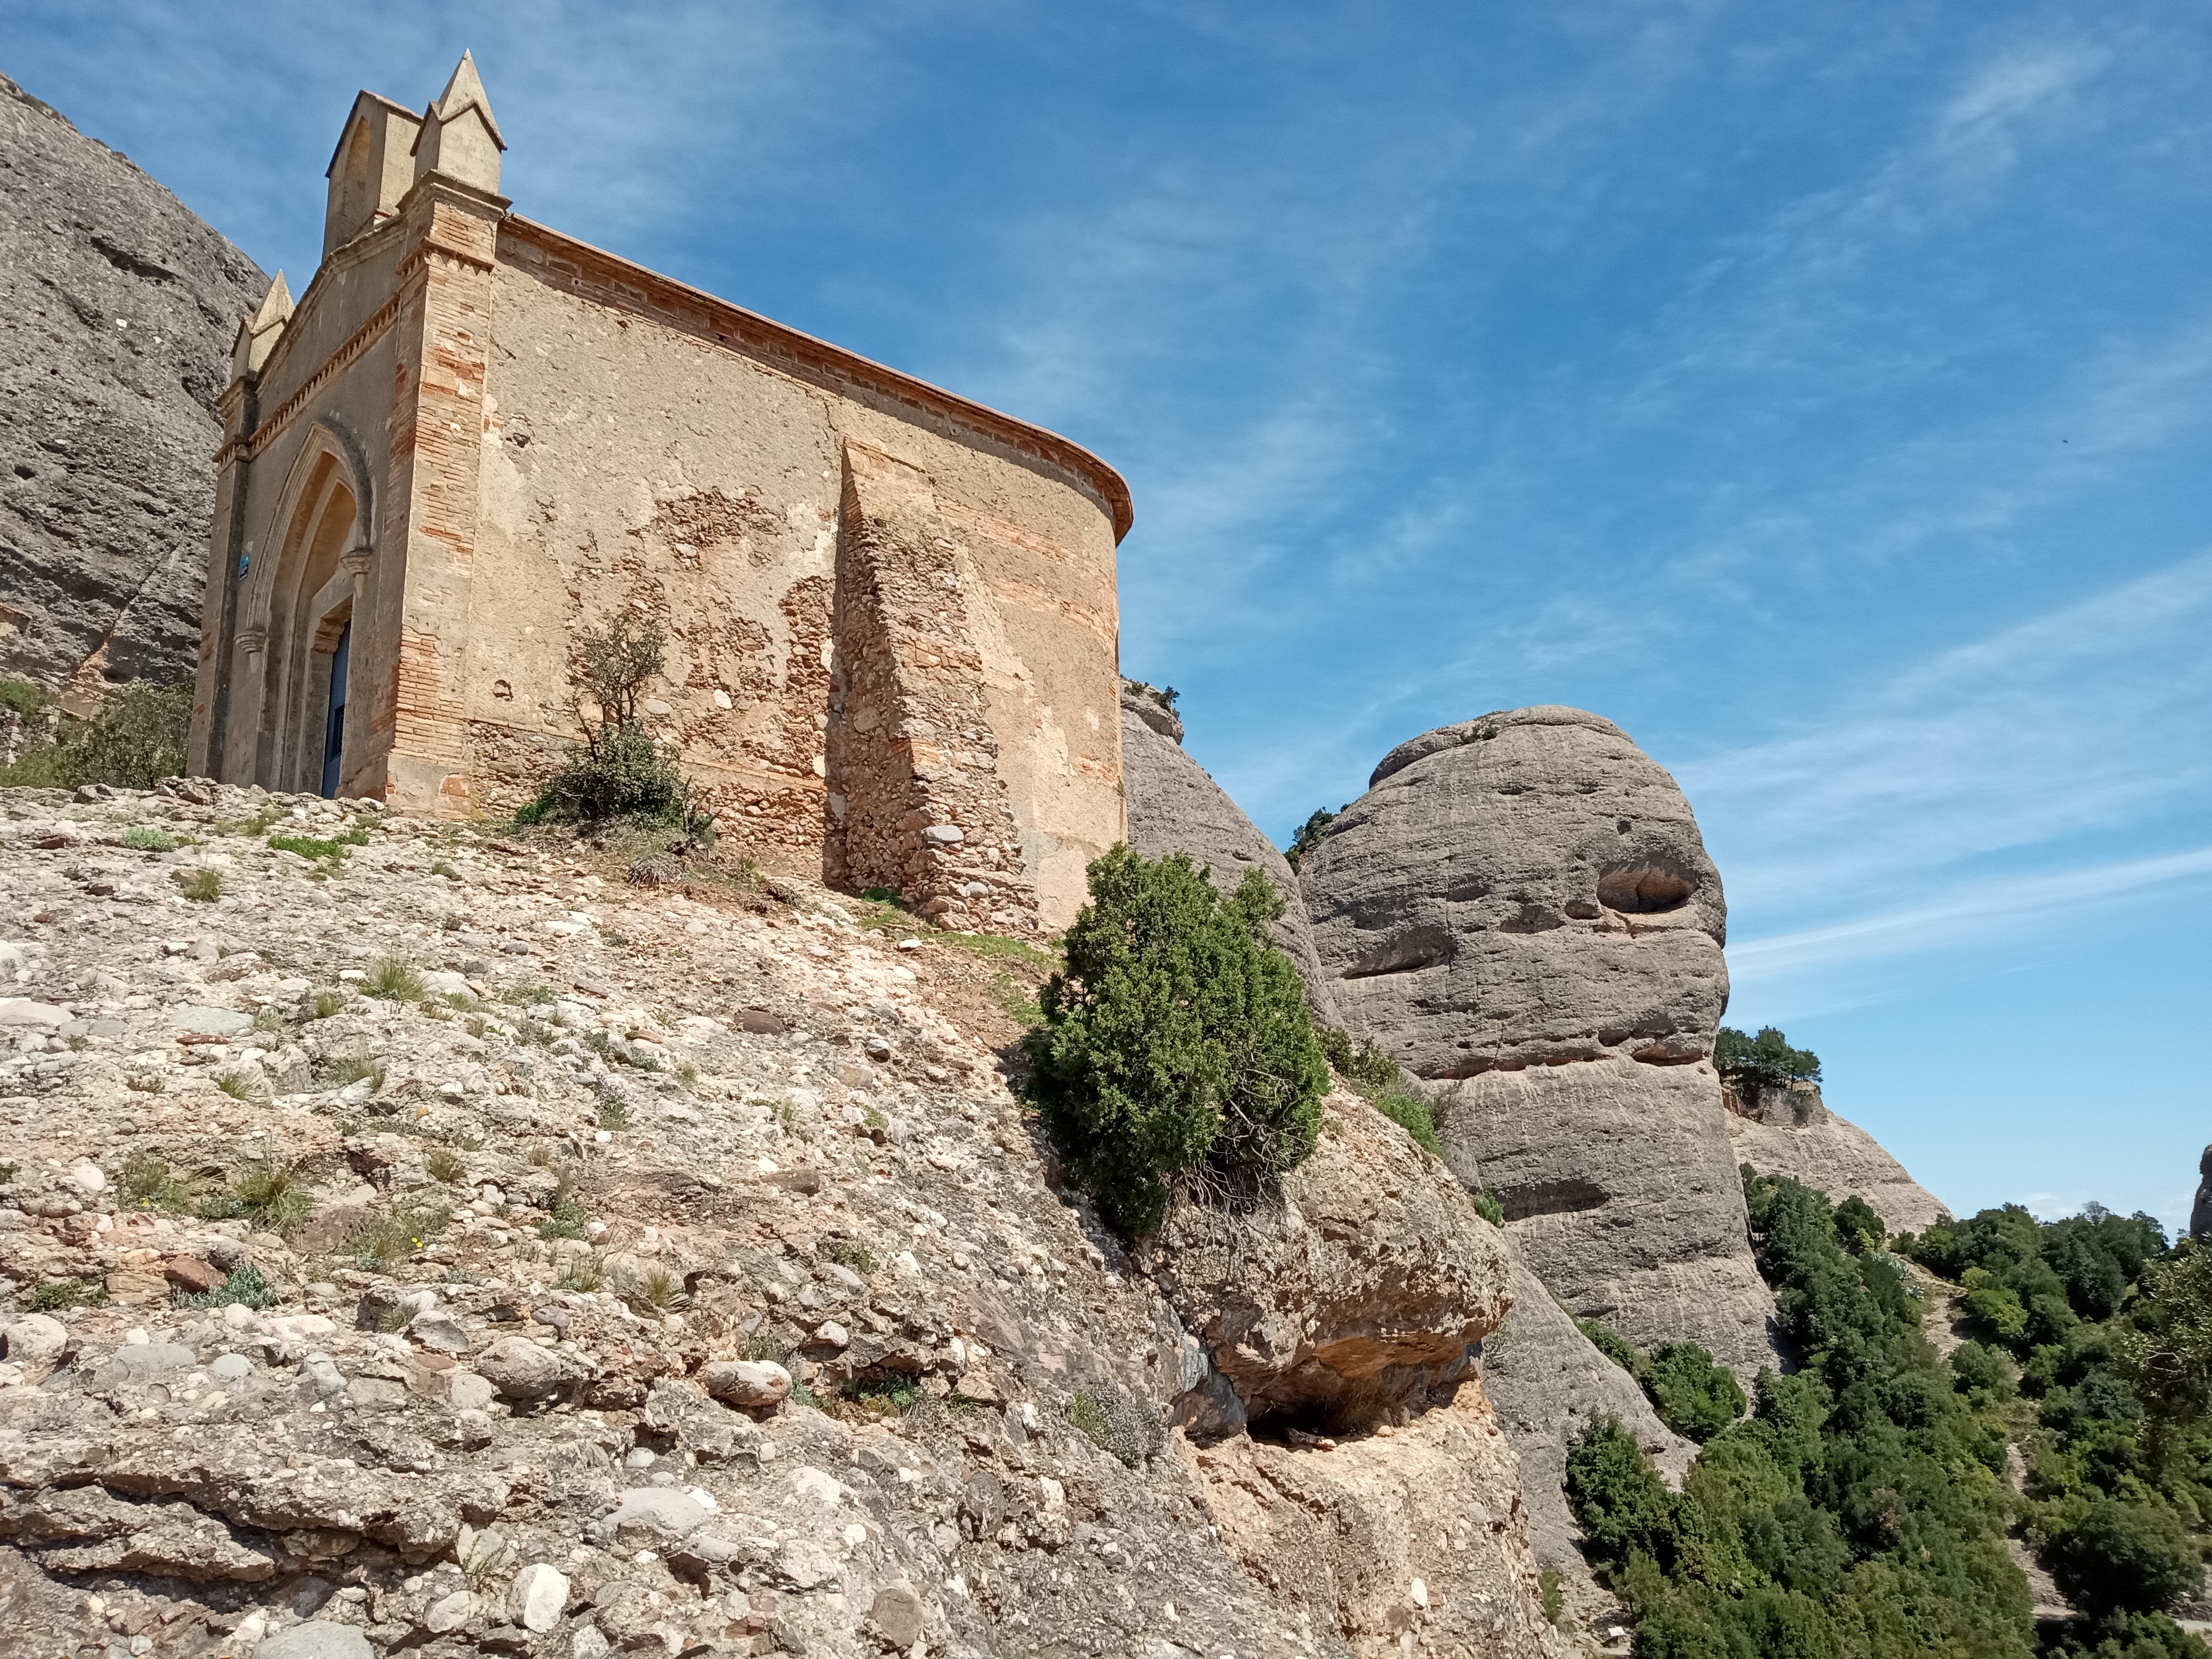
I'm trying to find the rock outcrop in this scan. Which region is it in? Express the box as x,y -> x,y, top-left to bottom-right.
0,73 -> 267,701
1145,1096 -> 1566,1656
1120,680 -> 1340,1024
1724,1079 -> 1949,1237
1479,1239 -> 1693,1626
0,779 -> 1562,1657
2192,1147 -> 2212,1242
1301,707 -> 1781,1379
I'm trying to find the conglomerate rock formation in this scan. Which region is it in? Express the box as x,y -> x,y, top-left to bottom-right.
1119,681 -> 1339,1024
1300,707 -> 1781,1380
0,73 -> 267,701
0,780 -> 1562,1658
1723,1079 -> 1948,1237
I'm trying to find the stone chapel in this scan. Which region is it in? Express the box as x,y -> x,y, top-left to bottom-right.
187,54 -> 1132,933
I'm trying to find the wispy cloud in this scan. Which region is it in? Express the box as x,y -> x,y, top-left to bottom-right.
1729,844 -> 2212,979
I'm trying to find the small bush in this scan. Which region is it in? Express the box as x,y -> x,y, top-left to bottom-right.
120,1151 -> 192,1212
1068,1384 -> 1166,1468
350,1205 -> 445,1268
309,990 -> 346,1019
539,1172 -> 589,1240
173,1264 -> 276,1311
1024,847 -> 1328,1236
365,957 -> 425,1002
268,832 -> 353,862
123,825 -> 179,852
1538,1569 -> 1565,1628
425,1146 -> 467,1184
842,1375 -> 920,1417
634,1264 -> 684,1312
199,1161 -> 312,1237
1473,1190 -> 1505,1226
1284,807 -> 1340,872
1318,1026 -> 1442,1154
520,614 -> 692,824
1579,1317 -> 1642,1376
824,1239 -> 876,1276
178,868 -> 222,903
213,1069 -> 264,1101
31,1275 -> 108,1311
0,678 -> 189,790
596,1093 -> 630,1131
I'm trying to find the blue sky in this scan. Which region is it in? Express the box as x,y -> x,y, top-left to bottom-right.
12,1 -> 2208,1229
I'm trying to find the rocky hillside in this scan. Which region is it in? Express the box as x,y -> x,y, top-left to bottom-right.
0,781 -> 1566,1658
0,72 -> 266,702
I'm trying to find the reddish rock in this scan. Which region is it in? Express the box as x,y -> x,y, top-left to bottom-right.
163,1256 -> 223,1293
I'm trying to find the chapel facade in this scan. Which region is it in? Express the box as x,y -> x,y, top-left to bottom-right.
187,55 -> 1132,933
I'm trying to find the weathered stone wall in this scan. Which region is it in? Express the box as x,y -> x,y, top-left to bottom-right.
824,443 -> 1038,932
460,227 -> 1124,927
196,185 -> 1127,929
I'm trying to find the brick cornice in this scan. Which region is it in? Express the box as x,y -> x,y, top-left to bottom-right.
213,292 -> 404,467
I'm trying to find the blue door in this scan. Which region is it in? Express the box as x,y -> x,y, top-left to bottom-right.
321,622 -> 350,798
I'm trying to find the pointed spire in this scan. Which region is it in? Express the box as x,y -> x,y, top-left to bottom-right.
252,271 -> 295,329
431,50 -> 505,150
231,273 -> 293,382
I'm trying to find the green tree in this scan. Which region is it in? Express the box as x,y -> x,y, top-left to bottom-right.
1023,848 -> 1328,1235
1643,1342 -> 1748,1443
1284,807 -> 1339,872
1715,1025 -> 1822,1088
2051,1499 -> 2205,1615
0,678 -> 190,790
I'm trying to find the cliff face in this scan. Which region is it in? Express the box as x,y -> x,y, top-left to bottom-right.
1723,1079 -> 1948,1236
0,73 -> 266,702
1301,706 -> 1782,1381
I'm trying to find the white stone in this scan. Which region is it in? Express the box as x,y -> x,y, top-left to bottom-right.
424,1590 -> 479,1633
510,1562 -> 569,1632
65,1158 -> 106,1194
3,1313 -> 68,1365
170,1004 -> 252,1037
0,998 -> 68,1028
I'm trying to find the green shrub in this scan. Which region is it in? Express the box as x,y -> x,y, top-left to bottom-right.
2043,1610 -> 2212,1658
1641,1341 -> 1747,1443
1579,1317 -> 1642,1376
1569,1174 -> 2034,1658
173,1264 -> 276,1311
2052,1499 -> 2206,1616
1472,1190 -> 1505,1227
1317,1025 -> 1442,1154
0,678 -> 190,790
365,957 -> 424,1001
30,1276 -> 107,1311
178,868 -> 222,903
1023,847 -> 1328,1236
123,825 -> 179,852
1067,1384 -> 1165,1468
1538,1568 -> 1564,1627
518,614 -> 693,825
1714,1025 -> 1821,1088
268,832 -> 355,862
197,1161 -> 312,1237
1284,807 -> 1339,872
1832,1193 -> 1884,1253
